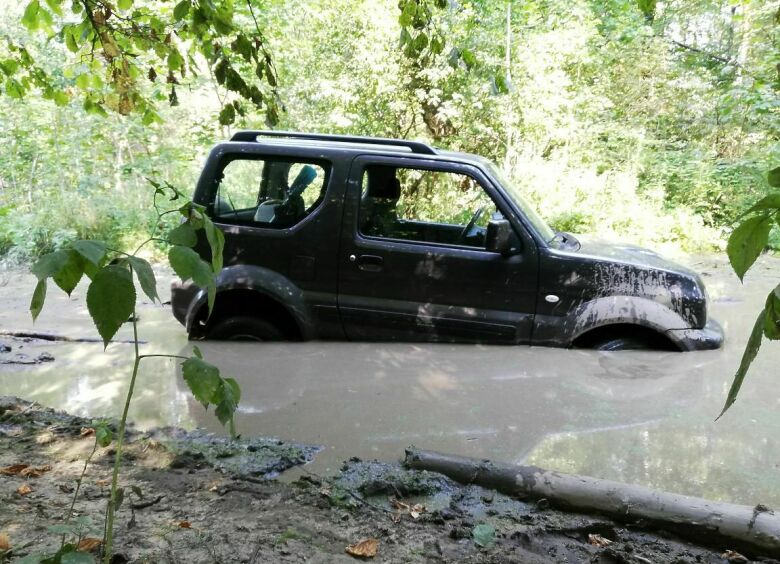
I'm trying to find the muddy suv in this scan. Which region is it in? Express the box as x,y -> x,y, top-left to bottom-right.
171,131 -> 723,351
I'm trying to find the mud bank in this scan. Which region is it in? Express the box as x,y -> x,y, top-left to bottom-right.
1,398 -> 774,563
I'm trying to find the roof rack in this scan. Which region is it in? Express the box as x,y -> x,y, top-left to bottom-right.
229,130 -> 437,155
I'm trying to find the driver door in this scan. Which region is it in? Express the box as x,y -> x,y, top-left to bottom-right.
337,156 -> 539,343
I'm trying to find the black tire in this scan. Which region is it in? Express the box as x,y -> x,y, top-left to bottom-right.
593,336 -> 653,351
206,316 -> 285,342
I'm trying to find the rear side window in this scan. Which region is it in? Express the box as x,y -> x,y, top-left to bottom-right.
213,158 -> 329,229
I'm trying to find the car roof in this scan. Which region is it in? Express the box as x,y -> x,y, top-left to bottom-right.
221,130 -> 491,168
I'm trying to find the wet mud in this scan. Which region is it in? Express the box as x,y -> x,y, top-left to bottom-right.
2,255 -> 780,510
1,398 -> 771,563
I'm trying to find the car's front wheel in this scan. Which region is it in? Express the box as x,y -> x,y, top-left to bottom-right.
593,336 -> 654,351
206,316 -> 285,342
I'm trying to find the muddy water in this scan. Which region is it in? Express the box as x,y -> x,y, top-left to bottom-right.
1,256 -> 779,507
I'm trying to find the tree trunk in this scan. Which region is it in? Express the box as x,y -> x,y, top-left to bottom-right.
404,447 -> 780,558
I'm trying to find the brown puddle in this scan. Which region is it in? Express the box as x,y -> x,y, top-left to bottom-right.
1,255 -> 779,507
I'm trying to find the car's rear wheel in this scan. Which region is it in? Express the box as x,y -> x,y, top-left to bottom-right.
206,316 -> 285,341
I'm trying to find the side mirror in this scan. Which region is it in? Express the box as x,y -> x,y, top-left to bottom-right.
486,219 -> 512,254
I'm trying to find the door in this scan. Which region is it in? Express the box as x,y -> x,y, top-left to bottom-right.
337,156 -> 539,344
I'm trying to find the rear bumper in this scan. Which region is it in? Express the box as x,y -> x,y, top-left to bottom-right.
666,318 -> 724,351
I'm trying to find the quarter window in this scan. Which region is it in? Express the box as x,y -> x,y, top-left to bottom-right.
359,165 -> 505,249
213,158 -> 329,228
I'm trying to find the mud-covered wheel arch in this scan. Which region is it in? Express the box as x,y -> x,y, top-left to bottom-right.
572,323 -> 680,351
189,289 -> 302,341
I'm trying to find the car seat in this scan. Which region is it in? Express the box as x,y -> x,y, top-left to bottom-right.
361,167 -> 400,237
262,165 -> 318,227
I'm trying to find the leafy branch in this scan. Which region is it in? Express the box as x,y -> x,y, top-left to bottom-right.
719,166 -> 780,418
28,179 -> 236,563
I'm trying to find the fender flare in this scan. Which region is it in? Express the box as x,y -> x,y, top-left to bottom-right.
563,295 -> 692,348
184,265 -> 313,339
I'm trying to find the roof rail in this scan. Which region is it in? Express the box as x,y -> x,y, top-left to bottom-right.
229,130 -> 437,155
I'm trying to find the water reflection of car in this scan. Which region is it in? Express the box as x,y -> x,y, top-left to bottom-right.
171,131 -> 723,351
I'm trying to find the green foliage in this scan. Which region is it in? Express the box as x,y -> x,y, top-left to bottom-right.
2,0 -> 281,124
182,352 -> 240,437
26,183 -> 234,563
721,180 -> 780,415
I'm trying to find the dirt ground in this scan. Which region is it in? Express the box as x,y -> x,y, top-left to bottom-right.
1,397 -> 775,564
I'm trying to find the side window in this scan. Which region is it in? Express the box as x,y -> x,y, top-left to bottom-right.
213,158 -> 329,228
359,165 -> 505,249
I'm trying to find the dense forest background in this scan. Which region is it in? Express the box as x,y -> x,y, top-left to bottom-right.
0,0 -> 777,262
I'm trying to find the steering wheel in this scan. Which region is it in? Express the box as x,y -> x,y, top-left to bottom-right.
457,206 -> 486,244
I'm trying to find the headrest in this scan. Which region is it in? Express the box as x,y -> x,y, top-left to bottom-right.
366,166 -> 400,200
289,165 -> 318,197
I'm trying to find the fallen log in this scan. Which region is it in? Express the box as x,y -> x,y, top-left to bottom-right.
404,447 -> 780,558
0,330 -> 143,344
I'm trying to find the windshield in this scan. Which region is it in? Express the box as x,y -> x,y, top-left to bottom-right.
486,163 -> 556,243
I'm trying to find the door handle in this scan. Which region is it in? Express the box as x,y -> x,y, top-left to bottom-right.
356,254 -> 384,272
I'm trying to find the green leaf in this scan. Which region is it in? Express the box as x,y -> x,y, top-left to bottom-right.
173,0 -> 190,21
71,240 -> 106,266
718,309 -> 764,420
214,377 -> 240,428
117,0 -> 132,9
768,167 -> 780,188
114,487 -> 125,510
21,0 -> 41,30
764,287 -> 780,340
52,249 -> 85,296
86,265 -> 136,348
460,48 -> 477,69
218,103 -> 236,125
95,423 -> 112,447
75,73 -> 90,89
202,216 -> 225,273
168,245 -> 216,313
472,523 -> 495,547
192,345 -> 202,359
126,256 -> 159,303
64,28 -> 78,52
44,0 -> 62,15
31,249 -> 70,280
30,278 -> 47,322
168,223 -> 198,247
741,193 -> 780,217
131,485 -> 143,498
167,49 -> 184,72
727,215 -> 772,281
182,356 -> 222,407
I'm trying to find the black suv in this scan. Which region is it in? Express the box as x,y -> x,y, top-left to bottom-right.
171,131 -> 723,351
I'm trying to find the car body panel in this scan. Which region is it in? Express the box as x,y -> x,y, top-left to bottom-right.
169,131 -> 724,351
